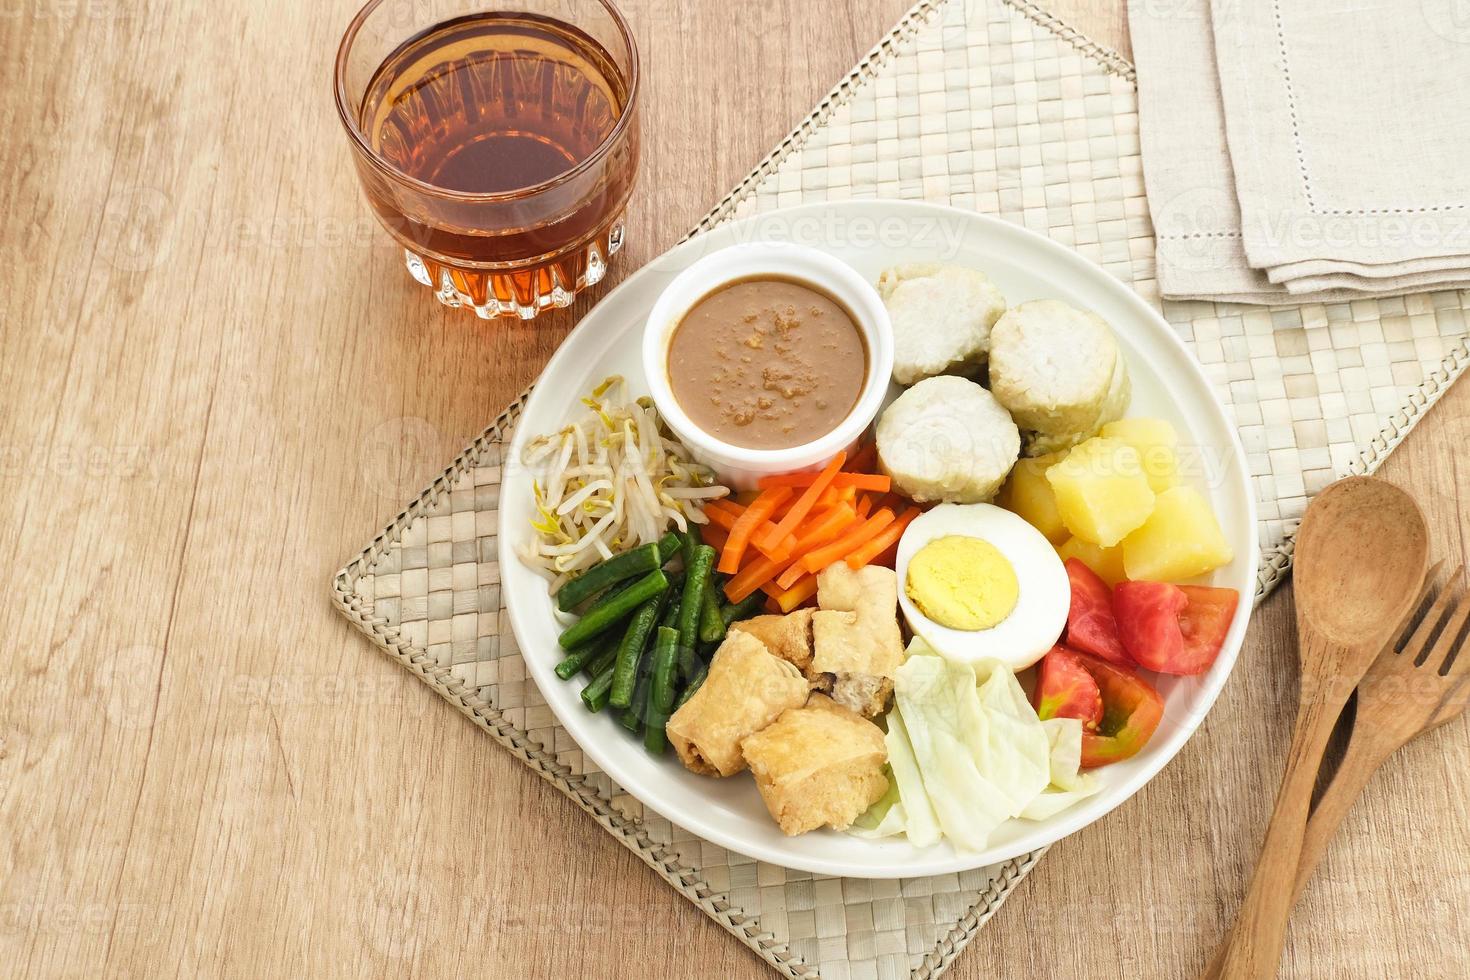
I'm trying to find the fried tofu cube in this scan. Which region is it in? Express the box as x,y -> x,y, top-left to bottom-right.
666,631 -> 808,777
741,694 -> 889,835
729,609 -> 815,672
810,564 -> 905,718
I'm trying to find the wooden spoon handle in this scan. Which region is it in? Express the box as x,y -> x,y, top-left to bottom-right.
1198,728 -> 1399,979
1294,730 -> 1399,897
1206,692 -> 1345,980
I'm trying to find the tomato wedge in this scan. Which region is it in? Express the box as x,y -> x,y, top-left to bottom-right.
1113,581 -> 1188,672
1114,582 -> 1239,675
1072,652 -> 1164,768
1031,646 -> 1103,731
1062,558 -> 1132,666
1177,585 -> 1241,671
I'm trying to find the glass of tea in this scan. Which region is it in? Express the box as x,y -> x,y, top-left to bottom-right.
334,0 -> 640,319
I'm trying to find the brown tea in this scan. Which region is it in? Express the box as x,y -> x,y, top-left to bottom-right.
354,11 -> 638,315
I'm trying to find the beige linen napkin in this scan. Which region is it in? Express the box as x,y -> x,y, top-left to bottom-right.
1133,0 -> 1470,303
1213,0 -> 1470,273
1132,1 -> 1286,303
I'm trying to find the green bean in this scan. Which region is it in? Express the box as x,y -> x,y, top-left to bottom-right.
677,544 -> 716,672
674,663 -> 709,710
610,589 -> 666,709
630,596 -> 680,729
658,592 -> 683,631
581,659 -> 616,712
698,582 -> 726,645
613,575 -> 683,726
553,631 -> 617,681
583,639 -> 620,679
644,627 -> 680,754
620,660 -> 653,733
656,530 -> 683,563
557,569 -> 668,650
719,591 -> 766,627
556,541 -> 663,612
553,578 -> 635,669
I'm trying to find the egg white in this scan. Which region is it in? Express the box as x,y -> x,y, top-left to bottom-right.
895,502 -> 1069,669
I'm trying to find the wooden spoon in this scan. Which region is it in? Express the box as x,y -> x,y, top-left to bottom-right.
1201,562 -> 1470,979
1207,477 -> 1429,980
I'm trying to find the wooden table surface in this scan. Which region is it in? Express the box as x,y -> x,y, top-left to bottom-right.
3,1 -> 1467,977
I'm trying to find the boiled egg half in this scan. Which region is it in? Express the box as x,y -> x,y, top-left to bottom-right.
895,502 -> 1069,669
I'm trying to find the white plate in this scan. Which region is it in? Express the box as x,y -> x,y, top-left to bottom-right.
500,200 -> 1258,878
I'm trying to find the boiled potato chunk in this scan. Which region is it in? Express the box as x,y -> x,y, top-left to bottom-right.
1122,486 -> 1233,581
997,451 -> 1068,544
1099,417 -> 1179,493
1045,437 -> 1156,547
1057,536 -> 1127,587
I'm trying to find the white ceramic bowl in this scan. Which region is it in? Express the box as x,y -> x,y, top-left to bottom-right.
502,200 -> 1258,878
640,242 -> 894,489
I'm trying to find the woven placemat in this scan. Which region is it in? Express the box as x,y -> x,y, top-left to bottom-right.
332,1 -> 1470,977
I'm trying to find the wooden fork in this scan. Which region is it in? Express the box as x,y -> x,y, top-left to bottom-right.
1205,562 -> 1470,978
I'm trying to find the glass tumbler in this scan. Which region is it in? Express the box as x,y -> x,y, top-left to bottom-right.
334,0 -> 641,319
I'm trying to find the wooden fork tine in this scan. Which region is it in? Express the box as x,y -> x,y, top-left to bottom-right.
1429,582 -> 1470,676
1399,563 -> 1460,662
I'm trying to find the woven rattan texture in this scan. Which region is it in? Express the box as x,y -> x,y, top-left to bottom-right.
333,1 -> 1470,977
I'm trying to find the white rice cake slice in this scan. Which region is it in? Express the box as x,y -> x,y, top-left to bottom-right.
877,263 -> 1007,385
875,375 -> 1020,503
988,299 -> 1130,455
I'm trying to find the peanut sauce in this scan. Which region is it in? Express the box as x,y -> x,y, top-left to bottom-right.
667,278 -> 868,450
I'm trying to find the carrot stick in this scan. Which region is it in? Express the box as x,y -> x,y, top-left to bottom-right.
755,470 -> 890,492
845,472 -> 889,491
700,523 -> 729,552
848,441 -> 878,473
836,473 -> 889,491
797,508 -> 896,576
776,505 -> 876,590
765,574 -> 820,613
753,452 -> 845,552
751,526 -> 797,563
768,494 -> 802,520
723,503 -> 858,603
718,486 -> 792,574
868,541 -> 900,569
796,502 -> 859,543
702,503 -> 741,532
725,553 -> 786,603
757,473 -> 819,489
774,557 -> 814,591
855,493 -> 873,519
845,507 -> 921,569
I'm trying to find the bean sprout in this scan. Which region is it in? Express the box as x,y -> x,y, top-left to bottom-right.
517,376 -> 729,591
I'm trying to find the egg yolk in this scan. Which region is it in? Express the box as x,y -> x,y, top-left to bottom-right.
905,535 -> 1019,631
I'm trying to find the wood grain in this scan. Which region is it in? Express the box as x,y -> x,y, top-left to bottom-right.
1209,480 -> 1431,980
0,1 -> 1465,978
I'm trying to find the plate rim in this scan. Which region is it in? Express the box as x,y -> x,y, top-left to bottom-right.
501,199 -> 1259,877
